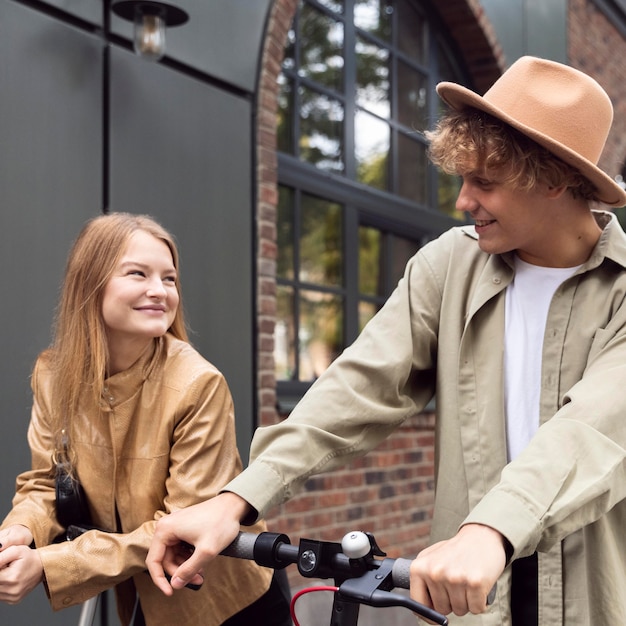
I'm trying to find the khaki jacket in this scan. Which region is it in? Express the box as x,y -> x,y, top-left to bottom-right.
228,211 -> 626,624
2,334 -> 272,626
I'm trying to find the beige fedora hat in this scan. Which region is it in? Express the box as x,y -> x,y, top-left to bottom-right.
436,56 -> 626,207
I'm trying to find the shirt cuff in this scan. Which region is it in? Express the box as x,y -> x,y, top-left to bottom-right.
221,461 -> 287,524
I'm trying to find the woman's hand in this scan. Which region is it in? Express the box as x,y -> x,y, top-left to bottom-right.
409,523 -> 506,618
0,545 -> 44,604
0,525 -> 33,550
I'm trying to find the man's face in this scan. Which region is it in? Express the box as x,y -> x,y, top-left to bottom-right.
456,170 -> 564,267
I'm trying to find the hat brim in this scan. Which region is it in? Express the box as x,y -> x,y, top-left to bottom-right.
437,82 -> 626,207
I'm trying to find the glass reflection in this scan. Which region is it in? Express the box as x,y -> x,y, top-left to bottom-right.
283,26 -> 295,70
354,0 -> 392,41
437,171 -> 464,220
356,36 -> 390,117
358,225 -> 382,297
355,110 -> 390,190
300,4 -> 344,92
391,235 -> 420,284
397,60 -> 427,130
275,285 -> 296,380
358,300 -> 378,332
277,74 -> 294,155
317,0 -> 343,14
299,290 -> 343,381
300,87 -> 344,173
397,0 -> 426,62
300,194 -> 343,287
397,132 -> 427,204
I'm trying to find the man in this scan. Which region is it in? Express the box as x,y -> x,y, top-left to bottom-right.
146,57 -> 626,624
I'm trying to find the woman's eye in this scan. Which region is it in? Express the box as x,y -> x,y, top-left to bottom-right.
164,275 -> 177,284
128,270 -> 146,277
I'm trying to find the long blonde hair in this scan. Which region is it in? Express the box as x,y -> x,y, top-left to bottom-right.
48,212 -> 188,462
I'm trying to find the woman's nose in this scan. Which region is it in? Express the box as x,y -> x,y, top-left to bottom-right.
146,278 -> 167,297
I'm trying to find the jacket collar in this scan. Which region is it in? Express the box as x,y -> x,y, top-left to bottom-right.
585,210 -> 626,270
101,337 -> 164,410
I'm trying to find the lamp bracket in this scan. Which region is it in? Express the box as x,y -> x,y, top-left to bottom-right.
111,0 -> 189,27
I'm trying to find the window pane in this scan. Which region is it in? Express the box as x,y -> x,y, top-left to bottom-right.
299,3 -> 344,92
397,0 -> 427,63
317,0 -> 343,14
299,290 -> 344,380
277,74 -> 294,155
275,285 -> 296,381
355,110 -> 390,190
277,186 -> 295,280
354,0 -> 392,41
397,60 -> 427,130
283,26 -> 295,70
276,0 -> 470,393
397,131 -> 427,204
299,86 -> 344,173
356,36 -> 390,118
391,235 -> 420,284
358,225 -> 382,296
300,194 -> 343,287
358,300 -> 378,332
437,171 -> 464,220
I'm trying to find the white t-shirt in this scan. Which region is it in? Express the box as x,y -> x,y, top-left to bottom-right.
504,256 -> 580,461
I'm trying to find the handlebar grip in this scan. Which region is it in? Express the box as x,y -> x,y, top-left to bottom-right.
391,557 -> 412,589
220,532 -> 257,560
391,557 -> 497,606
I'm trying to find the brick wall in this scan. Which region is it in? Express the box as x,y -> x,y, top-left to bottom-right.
569,0 -> 626,179
267,413 -> 436,552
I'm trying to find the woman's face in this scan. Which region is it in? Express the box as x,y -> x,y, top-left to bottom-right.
102,230 -> 179,356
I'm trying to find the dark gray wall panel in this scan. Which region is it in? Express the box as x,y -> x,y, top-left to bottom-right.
0,1 -> 102,624
111,0 -> 273,92
40,0 -> 102,24
109,47 -> 255,450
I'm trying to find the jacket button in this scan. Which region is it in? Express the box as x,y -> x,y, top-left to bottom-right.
62,597 -> 72,606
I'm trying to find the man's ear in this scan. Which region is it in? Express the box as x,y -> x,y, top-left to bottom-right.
545,184 -> 568,199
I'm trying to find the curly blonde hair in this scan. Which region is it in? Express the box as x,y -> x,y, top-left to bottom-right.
425,108 -> 599,201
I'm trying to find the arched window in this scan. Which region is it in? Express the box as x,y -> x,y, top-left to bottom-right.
275,0 -> 470,403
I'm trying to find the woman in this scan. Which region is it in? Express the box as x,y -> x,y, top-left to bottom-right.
0,213 -> 290,625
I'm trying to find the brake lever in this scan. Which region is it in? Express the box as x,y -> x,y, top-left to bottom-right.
337,558 -> 448,625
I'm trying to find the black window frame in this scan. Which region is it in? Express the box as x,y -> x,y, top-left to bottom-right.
276,0 -> 473,408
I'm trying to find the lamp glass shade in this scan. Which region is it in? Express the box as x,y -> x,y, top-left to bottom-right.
134,13 -> 166,61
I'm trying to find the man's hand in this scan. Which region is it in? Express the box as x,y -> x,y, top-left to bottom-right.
146,492 -> 252,596
0,545 -> 44,604
410,524 -> 506,617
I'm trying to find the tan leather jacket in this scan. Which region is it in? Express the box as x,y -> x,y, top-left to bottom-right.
2,333 -> 272,626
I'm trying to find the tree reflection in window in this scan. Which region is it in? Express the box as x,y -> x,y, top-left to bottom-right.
276,187 -> 344,382
275,0 -> 468,388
